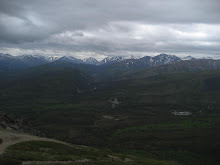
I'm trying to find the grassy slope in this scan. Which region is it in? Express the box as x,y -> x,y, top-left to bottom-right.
0,130 -> 179,165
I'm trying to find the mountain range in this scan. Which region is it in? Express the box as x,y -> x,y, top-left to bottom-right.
0,53 -> 219,71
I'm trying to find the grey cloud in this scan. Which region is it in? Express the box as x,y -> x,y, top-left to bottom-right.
0,0 -> 220,58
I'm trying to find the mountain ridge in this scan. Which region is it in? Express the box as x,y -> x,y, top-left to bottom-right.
1,53 -> 220,74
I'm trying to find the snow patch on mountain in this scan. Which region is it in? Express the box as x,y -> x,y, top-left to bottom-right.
56,56 -> 84,64
0,53 -> 13,58
15,54 -> 59,62
124,55 -> 142,60
83,57 -> 99,65
181,56 -> 196,61
99,56 -> 125,65
152,54 -> 181,65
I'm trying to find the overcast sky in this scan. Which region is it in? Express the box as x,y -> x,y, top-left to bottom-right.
0,0 -> 220,59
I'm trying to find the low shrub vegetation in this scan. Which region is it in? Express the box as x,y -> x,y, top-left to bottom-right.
0,158 -> 22,165
2,140 -> 180,165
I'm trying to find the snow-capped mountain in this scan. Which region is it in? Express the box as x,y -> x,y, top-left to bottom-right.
109,54 -> 182,70
44,56 -> 60,62
98,54 -> 182,67
15,54 -> 63,67
0,53 -> 48,70
0,54 -> 61,70
201,56 -> 215,60
1,53 -> 220,73
16,54 -> 59,63
55,56 -> 84,64
124,55 -> 142,60
16,54 -> 45,60
83,57 -> 99,65
99,56 -> 125,65
152,54 -> 182,65
0,53 -> 14,59
15,55 -> 48,65
0,53 -> 22,70
181,56 -> 196,61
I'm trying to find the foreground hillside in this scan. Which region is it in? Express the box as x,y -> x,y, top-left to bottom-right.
0,129 -> 180,165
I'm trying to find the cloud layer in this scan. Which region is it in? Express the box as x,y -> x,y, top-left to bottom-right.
0,0 -> 220,59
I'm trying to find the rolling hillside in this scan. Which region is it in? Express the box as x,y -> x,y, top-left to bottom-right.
0,128 -> 181,165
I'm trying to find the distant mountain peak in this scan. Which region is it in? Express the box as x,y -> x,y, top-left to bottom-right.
124,55 -> 141,59
0,53 -> 13,59
15,54 -> 59,62
99,56 -> 124,65
16,54 -> 46,60
56,56 -> 84,64
181,55 -> 196,61
83,57 -> 99,65
152,54 -> 181,65
201,56 -> 215,60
